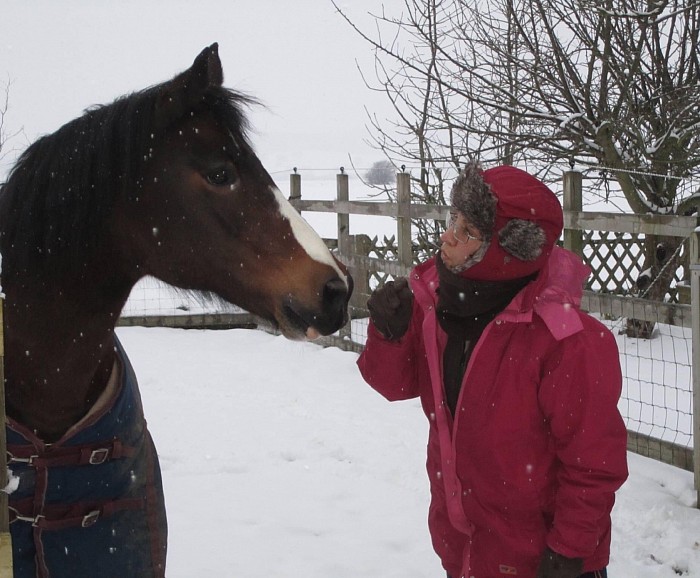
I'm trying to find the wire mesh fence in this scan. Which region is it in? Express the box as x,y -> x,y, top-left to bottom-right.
604,305 -> 693,470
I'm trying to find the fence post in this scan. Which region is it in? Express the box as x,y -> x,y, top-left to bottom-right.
691,231 -> 700,508
289,167 -> 301,205
349,234 -> 372,317
337,169 -> 352,338
396,172 -> 412,269
337,168 -> 350,257
562,169 -> 583,256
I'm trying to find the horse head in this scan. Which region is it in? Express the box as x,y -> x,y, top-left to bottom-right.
111,44 -> 352,340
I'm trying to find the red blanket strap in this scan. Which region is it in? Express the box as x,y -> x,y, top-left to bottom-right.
10,497 -> 145,531
7,438 -> 137,467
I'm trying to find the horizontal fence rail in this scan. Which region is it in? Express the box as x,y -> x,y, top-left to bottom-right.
565,211 -> 699,237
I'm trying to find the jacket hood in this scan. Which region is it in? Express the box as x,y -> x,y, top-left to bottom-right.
506,246 -> 591,340
449,163 -> 564,281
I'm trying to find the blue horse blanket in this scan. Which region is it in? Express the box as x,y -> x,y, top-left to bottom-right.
6,338 -> 167,578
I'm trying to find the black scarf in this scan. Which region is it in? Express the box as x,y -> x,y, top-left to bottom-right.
435,256 -> 534,415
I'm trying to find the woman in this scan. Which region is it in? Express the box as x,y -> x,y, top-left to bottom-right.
357,162 -> 628,578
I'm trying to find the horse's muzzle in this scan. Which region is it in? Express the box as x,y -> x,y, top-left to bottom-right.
283,270 -> 353,340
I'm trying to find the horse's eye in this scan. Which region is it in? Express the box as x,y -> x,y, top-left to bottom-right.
206,168 -> 231,186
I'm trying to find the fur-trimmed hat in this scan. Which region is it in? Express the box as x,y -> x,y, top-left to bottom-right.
448,161 -> 563,281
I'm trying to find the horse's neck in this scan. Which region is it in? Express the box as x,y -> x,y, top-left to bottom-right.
4,267 -> 133,442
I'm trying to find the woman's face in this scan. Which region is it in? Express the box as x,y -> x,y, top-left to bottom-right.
439,210 -> 484,271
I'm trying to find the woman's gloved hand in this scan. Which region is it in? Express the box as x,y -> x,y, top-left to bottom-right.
367,277 -> 414,341
535,547 -> 584,578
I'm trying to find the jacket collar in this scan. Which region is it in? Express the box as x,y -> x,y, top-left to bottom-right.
500,246 -> 589,340
414,247 -> 590,341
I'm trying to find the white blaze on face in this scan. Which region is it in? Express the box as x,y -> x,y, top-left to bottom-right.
271,186 -> 347,283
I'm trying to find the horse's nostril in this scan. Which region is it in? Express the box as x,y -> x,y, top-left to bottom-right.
323,277 -> 348,307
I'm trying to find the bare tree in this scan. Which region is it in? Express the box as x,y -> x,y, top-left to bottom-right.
336,0 -> 700,331
338,0 -> 700,199
0,79 -> 23,170
0,81 -> 8,162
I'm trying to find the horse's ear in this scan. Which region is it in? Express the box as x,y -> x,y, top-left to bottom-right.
154,43 -> 224,129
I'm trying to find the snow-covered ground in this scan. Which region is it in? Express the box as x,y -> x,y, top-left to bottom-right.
122,275 -> 696,454
119,326 -> 700,577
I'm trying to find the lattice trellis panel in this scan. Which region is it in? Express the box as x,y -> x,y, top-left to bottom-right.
582,231 -> 687,302
366,235 -> 400,290
584,231 -> 642,293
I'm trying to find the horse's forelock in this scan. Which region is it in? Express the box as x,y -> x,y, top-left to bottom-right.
203,86 -> 257,147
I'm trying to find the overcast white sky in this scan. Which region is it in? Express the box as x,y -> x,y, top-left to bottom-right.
0,1 -> 402,178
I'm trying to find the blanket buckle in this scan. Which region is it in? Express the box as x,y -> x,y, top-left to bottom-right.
7,452 -> 38,465
8,507 -> 44,527
89,448 -> 110,465
81,510 -> 100,528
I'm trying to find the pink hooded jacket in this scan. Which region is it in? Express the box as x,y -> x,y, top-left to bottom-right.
358,247 -> 628,578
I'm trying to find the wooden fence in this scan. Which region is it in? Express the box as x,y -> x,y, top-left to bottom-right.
288,169 -> 699,507
120,169 -> 700,507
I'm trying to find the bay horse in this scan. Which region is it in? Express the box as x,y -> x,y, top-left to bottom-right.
0,44 -> 351,577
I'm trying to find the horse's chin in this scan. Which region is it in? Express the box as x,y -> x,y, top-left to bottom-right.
274,296 -> 349,341
271,326 -> 314,341
277,304 -> 318,341
276,319 -> 320,342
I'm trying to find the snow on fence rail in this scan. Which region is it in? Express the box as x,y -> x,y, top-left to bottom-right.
119,169 -> 700,506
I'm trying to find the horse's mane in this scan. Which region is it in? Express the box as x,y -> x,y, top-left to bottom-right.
0,82 -> 255,274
